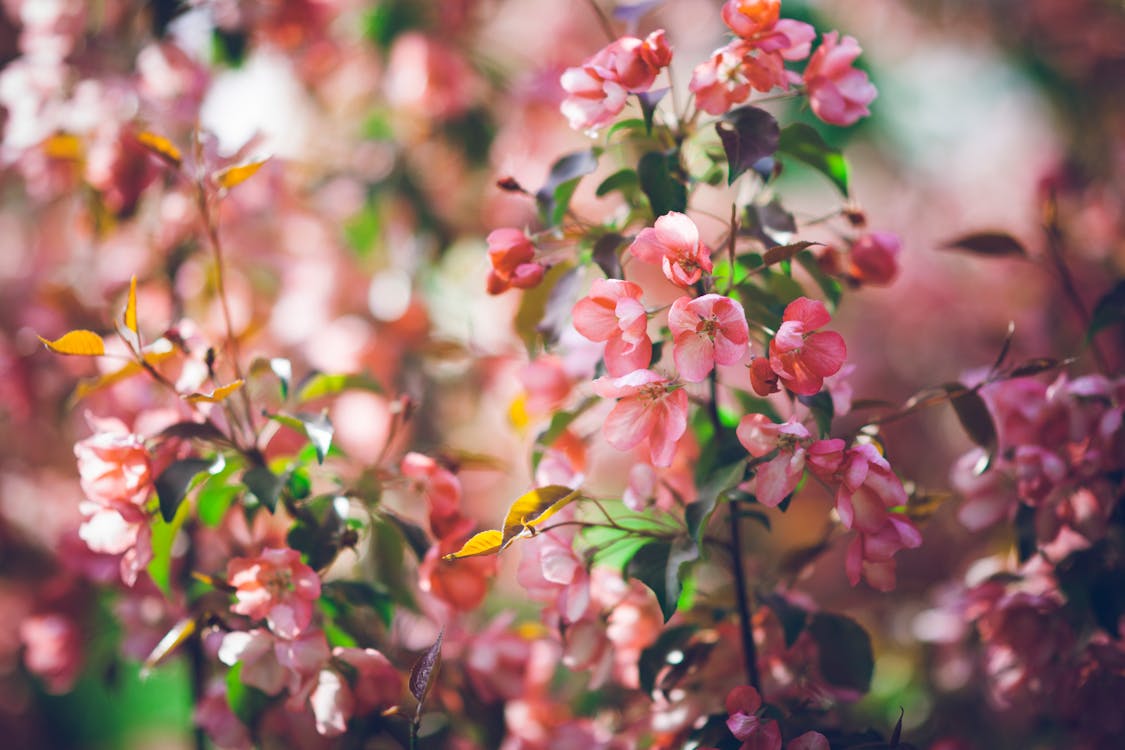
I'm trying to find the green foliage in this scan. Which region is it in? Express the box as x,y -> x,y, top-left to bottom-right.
777,123 -> 850,195
637,150 -> 688,217
807,613 -> 875,693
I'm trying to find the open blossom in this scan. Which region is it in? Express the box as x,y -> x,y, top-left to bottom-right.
20,613 -> 82,694
486,228 -> 545,294
308,646 -> 401,735
218,627 -> 329,697
845,512 -> 922,591
572,279 -> 652,377
401,451 -> 462,540
721,0 -> 780,37
803,32 -> 877,127
629,211 -> 713,287
768,297 -> 846,396
668,293 -> 750,382
75,417 -> 152,507
593,369 -> 688,467
724,685 -> 782,749
736,414 -> 811,507
560,30 -> 672,131
227,547 -> 322,638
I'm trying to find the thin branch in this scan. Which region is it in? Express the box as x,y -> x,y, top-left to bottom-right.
584,0 -> 617,43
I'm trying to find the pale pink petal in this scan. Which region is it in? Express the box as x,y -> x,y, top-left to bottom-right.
309,669 -> 353,737
592,369 -> 664,399
648,389 -> 688,467
604,334 -> 652,377
673,332 -> 715,383
667,296 -> 698,337
604,397 -> 658,452
572,297 -> 619,341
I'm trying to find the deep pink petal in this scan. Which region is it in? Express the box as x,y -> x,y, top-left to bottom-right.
782,297 -> 831,330
605,334 -> 652,377
572,297 -> 618,341
800,331 -> 847,377
648,390 -> 688,467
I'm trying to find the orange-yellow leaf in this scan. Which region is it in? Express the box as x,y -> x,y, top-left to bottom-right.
70,340 -> 176,404
39,330 -> 105,356
442,529 -> 503,561
141,617 -> 196,678
42,133 -> 83,161
185,379 -> 245,404
215,159 -> 268,190
124,275 -> 138,334
501,485 -> 581,546
136,131 -> 182,168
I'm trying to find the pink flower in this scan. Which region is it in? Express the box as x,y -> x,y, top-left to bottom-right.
195,680 -> 252,750
227,547 -> 322,639
721,0 -> 780,38
802,32 -> 877,127
668,293 -> 750,382
384,32 -> 478,120
332,647 -> 402,715
218,628 -> 329,697
419,531 -> 498,611
736,415 -> 810,507
689,41 -> 757,116
401,452 -> 463,540
20,613 -> 82,694
833,444 -> 907,533
572,279 -> 652,377
560,30 -> 672,132
724,685 -> 781,749
768,297 -> 846,395
629,212 -> 713,287
845,514 -> 922,591
848,231 -> 900,285
74,417 -> 152,508
593,369 -> 689,467
517,516 -> 592,624
749,356 -> 780,396
486,228 -> 544,295
788,732 -> 830,750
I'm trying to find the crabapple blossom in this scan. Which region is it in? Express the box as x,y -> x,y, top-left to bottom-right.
847,231 -> 900,285
593,369 -> 689,467
736,414 -> 811,507
628,211 -> 713,287
74,417 -> 152,507
845,513 -> 922,591
749,355 -> 780,396
419,530 -> 498,611
560,30 -> 672,131
690,42 -> 758,116
668,293 -> 750,382
227,547 -> 322,639
401,451 -> 463,540
768,297 -> 846,396
802,32 -> 877,126
571,279 -> 652,377
486,228 -> 545,294
218,627 -> 329,697
721,0 -> 780,38
19,613 -> 82,694
724,685 -> 782,749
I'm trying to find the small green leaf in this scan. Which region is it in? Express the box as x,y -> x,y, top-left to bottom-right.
295,372 -> 383,403
777,123 -> 850,195
381,511 -> 431,560
299,413 -> 333,465
627,538 -> 697,622
637,151 -> 687,218
536,149 -> 599,226
155,457 -> 218,522
243,466 -> 283,512
807,612 -> 874,693
595,169 -> 639,198
147,494 -> 192,596
685,460 -> 747,548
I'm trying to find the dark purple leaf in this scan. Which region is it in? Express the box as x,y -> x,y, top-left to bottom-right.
536,149 -> 599,226
409,629 -> 444,708
637,87 -> 668,134
763,241 -> 821,267
716,106 -> 780,185
1088,280 -> 1125,339
807,613 -> 874,693
592,233 -> 625,279
890,707 -> 904,747
941,232 -> 1027,258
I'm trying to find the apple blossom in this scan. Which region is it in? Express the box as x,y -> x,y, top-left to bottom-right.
803,32 -> 877,126
227,547 -> 322,639
768,297 -> 847,395
628,211 -> 713,287
571,278 -> 652,377
668,293 -> 750,382
592,369 -> 689,467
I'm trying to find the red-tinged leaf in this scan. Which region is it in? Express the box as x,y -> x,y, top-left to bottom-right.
136,131 -> 182,168
409,629 -> 443,709
989,320 -> 1015,375
140,617 -> 196,678
215,158 -> 268,190
944,383 -> 997,462
1006,357 -> 1068,378
716,106 -> 780,185
39,330 -> 105,356
124,275 -> 138,335
763,241 -> 821,267
185,379 -> 245,403
501,485 -> 580,547
155,421 -> 230,444
442,530 -> 502,560
941,232 -> 1027,258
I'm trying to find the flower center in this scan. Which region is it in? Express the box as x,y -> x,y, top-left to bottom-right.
263,568 -> 293,599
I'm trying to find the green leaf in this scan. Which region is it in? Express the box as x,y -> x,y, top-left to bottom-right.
381,511 -> 431,560
595,169 -> 639,198
299,413 -> 333,465
1088,280 -> 1125,339
155,457 -> 218,522
637,151 -> 687,218
536,149 -> 599,226
637,625 -> 696,695
627,538 -> 697,622
606,118 -> 647,141
147,493 -> 191,596
323,580 -> 396,629
777,123 -> 850,195
296,372 -> 384,403
225,662 -> 269,726
685,460 -> 747,548
368,516 -> 417,610
715,106 -> 780,185
807,613 -> 874,693
243,465 -> 283,512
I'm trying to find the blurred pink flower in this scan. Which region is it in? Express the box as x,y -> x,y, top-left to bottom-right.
724,685 -> 781,749
19,613 -> 82,694
219,627 -> 329,697
833,444 -> 907,533
572,279 -> 652,377
802,32 -> 877,127
722,0 -> 780,38
668,293 -> 750,382
384,32 -> 477,121
788,732 -> 830,750
419,532 -> 497,612
847,231 -> 900,286
401,452 -> 463,540
769,297 -> 846,396
629,212 -> 713,287
332,646 -> 402,715
74,417 -> 152,508
195,679 -> 253,750
227,547 -> 322,638
845,513 -> 922,591
486,228 -> 544,295
560,30 -> 672,132
593,369 -> 689,467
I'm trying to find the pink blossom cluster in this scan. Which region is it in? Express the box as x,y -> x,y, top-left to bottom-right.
561,29 -> 673,131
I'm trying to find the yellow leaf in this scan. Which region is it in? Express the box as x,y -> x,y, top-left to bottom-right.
508,393 -> 530,431
136,131 -> 182,168
124,275 -> 138,334
42,133 -> 83,161
215,159 -> 268,190
442,529 -> 503,561
141,617 -> 196,679
185,379 -> 245,404
70,340 -> 176,404
38,330 -> 105,356
501,485 -> 581,546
